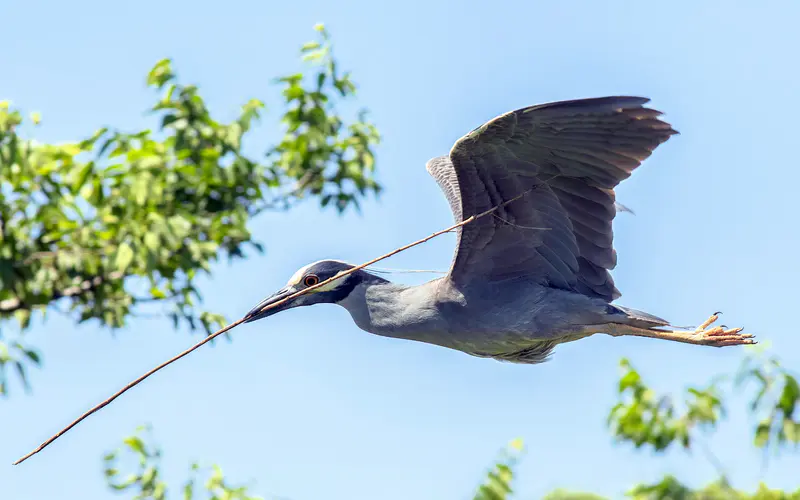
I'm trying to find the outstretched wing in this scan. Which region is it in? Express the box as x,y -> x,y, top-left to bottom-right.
426,96 -> 677,301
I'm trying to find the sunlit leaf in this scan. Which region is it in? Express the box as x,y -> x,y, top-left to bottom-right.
114,243 -> 135,272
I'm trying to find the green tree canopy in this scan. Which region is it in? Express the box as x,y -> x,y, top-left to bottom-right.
0,25 -> 380,396
489,351 -> 800,499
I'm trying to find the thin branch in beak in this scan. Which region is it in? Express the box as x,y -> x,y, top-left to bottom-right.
243,288 -> 294,323
12,187 -> 535,466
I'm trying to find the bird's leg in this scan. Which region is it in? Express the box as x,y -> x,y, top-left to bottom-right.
604,312 -> 755,347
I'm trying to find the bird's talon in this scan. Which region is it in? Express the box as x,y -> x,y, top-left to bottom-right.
696,313 -> 720,332
683,313 -> 752,347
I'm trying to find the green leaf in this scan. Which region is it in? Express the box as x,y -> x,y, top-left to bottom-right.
15,309 -> 32,329
754,420 -> 771,447
183,480 -> 195,500
141,466 -> 156,485
24,349 -> 41,365
123,436 -> 146,456
778,375 -> 799,415
618,370 -> 641,393
144,232 -> 160,252
147,58 -> 175,88
71,162 -> 93,194
114,243 -> 135,272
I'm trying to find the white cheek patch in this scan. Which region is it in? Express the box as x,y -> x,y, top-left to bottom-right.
314,272 -> 347,292
286,264 -> 348,293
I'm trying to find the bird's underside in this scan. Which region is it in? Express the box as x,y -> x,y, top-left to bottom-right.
470,312 -> 754,365
435,281 -> 755,364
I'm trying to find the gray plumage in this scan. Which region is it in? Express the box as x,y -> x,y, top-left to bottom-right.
245,96 -> 755,363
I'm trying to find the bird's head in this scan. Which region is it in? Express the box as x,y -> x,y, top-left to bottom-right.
243,259 -> 380,322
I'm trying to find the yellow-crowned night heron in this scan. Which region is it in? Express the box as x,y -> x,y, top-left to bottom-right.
244,96 -> 754,363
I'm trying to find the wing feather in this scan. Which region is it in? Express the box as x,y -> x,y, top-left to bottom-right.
426,96 -> 677,300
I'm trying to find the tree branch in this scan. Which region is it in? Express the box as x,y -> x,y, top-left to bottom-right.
0,271 -> 124,314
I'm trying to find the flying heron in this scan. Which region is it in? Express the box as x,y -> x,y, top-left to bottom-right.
244,96 -> 754,364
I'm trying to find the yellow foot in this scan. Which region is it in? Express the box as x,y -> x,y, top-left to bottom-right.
679,312 -> 755,347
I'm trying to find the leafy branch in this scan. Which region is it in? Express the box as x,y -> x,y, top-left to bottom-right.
0,24 -> 381,395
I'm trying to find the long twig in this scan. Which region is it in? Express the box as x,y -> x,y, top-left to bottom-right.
12,188 -> 533,465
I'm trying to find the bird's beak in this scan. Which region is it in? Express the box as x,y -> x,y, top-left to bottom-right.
243,287 -> 297,323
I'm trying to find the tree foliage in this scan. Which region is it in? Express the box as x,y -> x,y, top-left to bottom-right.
0,24 -> 380,395
95,350 -> 799,500
608,351 -> 800,457
551,351 -> 799,499
473,438 -> 524,500
104,426 -> 263,500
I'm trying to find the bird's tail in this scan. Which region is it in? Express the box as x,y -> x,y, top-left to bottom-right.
611,305 -> 671,329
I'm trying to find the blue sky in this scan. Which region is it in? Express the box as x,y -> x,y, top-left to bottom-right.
2,1 -> 799,498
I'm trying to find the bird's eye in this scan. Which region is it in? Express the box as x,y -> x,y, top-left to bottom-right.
303,274 -> 320,287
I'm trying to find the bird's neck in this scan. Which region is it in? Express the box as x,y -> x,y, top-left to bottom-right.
336,279 -> 447,342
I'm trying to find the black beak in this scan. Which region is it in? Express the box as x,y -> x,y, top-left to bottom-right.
243,288 -> 295,323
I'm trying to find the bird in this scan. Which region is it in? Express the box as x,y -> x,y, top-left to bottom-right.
243,96 -> 754,364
